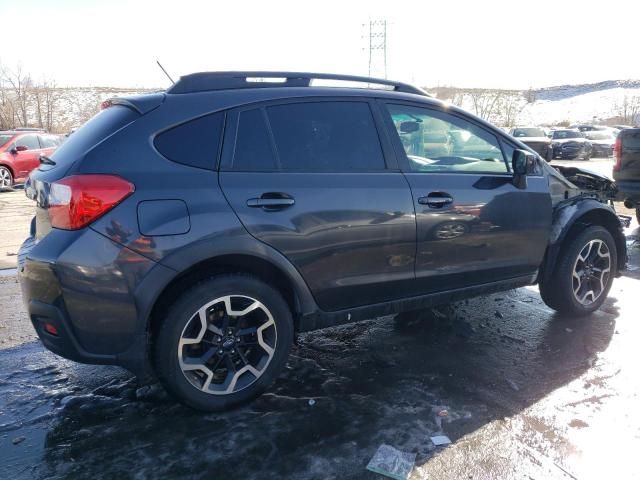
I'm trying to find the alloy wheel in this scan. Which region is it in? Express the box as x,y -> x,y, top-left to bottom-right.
0,167 -> 12,188
177,295 -> 277,395
572,239 -> 611,306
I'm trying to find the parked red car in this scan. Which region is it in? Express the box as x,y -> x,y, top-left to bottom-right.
0,131 -> 62,188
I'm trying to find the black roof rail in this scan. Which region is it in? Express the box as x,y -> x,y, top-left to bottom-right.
167,71 -> 429,97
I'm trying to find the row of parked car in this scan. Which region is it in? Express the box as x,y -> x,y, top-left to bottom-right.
0,128 -> 64,189
506,124 -> 631,161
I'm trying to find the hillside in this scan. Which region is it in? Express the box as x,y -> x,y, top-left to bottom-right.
428,80 -> 640,127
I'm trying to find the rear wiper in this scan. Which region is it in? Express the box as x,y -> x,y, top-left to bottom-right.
39,155 -> 56,166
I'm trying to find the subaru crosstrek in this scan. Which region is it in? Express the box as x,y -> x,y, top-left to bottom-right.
19,72 -> 627,411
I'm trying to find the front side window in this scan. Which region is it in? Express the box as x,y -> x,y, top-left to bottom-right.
266,102 -> 385,171
16,135 -> 41,150
386,104 -> 509,174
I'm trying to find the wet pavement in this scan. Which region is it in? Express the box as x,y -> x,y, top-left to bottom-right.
1,180 -> 639,479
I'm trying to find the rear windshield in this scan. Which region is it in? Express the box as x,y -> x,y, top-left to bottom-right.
553,130 -> 582,139
512,128 -> 545,138
0,134 -> 13,148
46,105 -> 138,170
584,131 -> 613,140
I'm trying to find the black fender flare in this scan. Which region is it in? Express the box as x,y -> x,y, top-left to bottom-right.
132,233 -> 319,335
540,198 -> 626,285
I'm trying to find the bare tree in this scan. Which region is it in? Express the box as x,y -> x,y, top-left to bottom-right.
497,93 -> 526,127
32,78 -> 59,131
468,89 -> 503,123
615,95 -> 640,125
1,64 -> 32,127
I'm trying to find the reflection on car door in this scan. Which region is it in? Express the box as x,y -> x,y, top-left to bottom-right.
219,100 -> 417,311
381,101 -> 552,293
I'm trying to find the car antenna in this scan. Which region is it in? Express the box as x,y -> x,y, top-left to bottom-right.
156,59 -> 175,85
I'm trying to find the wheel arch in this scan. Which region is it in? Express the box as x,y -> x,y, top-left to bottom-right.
540,200 -> 626,284
137,236 -> 319,342
0,162 -> 15,177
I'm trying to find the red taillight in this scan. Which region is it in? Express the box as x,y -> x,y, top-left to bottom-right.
613,136 -> 622,172
48,175 -> 134,230
43,322 -> 58,336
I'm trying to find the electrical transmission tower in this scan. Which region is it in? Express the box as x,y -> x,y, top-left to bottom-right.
364,20 -> 388,79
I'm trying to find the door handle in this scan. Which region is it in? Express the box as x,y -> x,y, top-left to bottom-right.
247,193 -> 295,210
418,192 -> 453,208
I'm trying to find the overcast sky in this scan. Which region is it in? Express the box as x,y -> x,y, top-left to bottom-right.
1,0 -> 639,90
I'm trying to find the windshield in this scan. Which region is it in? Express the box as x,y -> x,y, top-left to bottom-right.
553,130 -> 582,139
584,131 -> 614,140
0,134 -> 13,148
512,128 -> 545,138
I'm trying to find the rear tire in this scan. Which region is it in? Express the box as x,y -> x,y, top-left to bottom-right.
153,274 -> 293,411
0,166 -> 13,190
540,226 -> 617,316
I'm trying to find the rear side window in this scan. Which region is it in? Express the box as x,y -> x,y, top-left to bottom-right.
17,135 -> 41,150
233,109 -> 277,171
155,112 -> 224,170
266,102 -> 385,171
39,135 -> 59,148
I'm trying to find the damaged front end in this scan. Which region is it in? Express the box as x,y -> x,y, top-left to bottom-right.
545,163 -> 631,227
538,162 -> 628,282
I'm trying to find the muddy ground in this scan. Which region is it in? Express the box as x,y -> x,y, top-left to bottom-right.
1,157 -> 639,479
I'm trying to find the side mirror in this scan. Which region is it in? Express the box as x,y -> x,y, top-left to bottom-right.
400,121 -> 420,134
13,145 -> 29,153
512,149 -> 536,189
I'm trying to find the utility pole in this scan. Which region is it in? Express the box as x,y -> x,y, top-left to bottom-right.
363,20 -> 388,79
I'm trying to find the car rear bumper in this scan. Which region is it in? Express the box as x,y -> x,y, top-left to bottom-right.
615,180 -> 640,203
18,227 -> 167,376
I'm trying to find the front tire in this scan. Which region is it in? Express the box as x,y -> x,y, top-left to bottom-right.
0,166 -> 13,190
540,226 -> 617,316
153,274 -> 293,411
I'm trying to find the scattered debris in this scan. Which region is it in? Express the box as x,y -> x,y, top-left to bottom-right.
506,378 -> 520,391
436,409 -> 449,417
495,311 -> 504,319
12,436 -> 26,445
501,334 -> 526,344
430,435 -> 452,446
308,398 -> 316,406
366,444 -> 416,480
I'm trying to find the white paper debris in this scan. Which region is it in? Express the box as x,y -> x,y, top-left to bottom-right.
430,435 -> 452,446
366,444 -> 416,480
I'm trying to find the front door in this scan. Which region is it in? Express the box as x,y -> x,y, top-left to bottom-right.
381,102 -> 552,293
219,100 -> 417,311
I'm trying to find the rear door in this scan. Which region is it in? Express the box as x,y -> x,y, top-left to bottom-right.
219,99 -> 416,311
380,101 -> 552,293
12,134 -> 42,178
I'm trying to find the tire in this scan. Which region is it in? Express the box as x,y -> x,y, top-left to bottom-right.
153,274 -> 294,411
540,225 -> 617,316
0,166 -> 13,190
636,207 -> 640,226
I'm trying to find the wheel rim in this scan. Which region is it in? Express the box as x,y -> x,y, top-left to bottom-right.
178,295 -> 277,395
572,239 -> 611,306
0,168 -> 11,188
435,223 -> 467,239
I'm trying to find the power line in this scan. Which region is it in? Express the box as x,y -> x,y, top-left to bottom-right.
363,20 -> 388,79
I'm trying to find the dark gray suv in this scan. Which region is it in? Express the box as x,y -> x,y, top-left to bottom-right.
19,72 -> 627,411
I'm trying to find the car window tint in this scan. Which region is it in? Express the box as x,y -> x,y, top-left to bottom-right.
154,112 -> 224,170
386,104 -> 508,174
39,135 -> 58,148
17,135 -> 41,150
266,102 -> 385,171
233,109 -> 277,170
